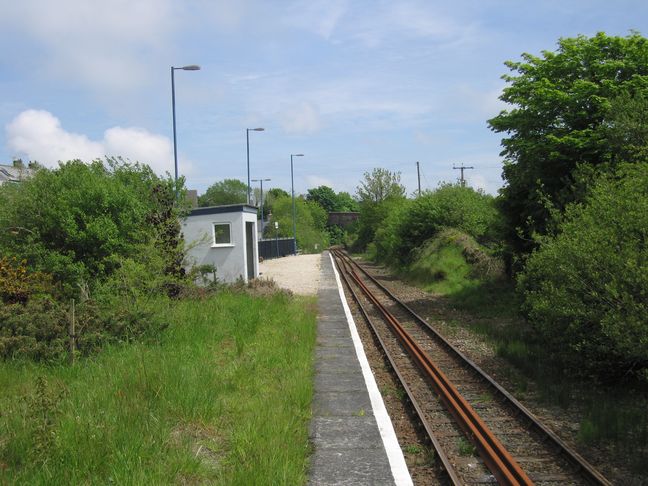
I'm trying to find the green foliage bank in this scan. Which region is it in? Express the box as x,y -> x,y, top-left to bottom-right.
0,159 -> 183,361
519,163 -> 648,378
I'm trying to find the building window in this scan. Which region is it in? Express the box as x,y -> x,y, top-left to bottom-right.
213,223 -> 232,246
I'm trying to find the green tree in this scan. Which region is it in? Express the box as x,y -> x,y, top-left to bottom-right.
264,197 -> 329,253
354,196 -> 406,252
488,32 -> 648,260
356,168 -> 406,204
307,186 -> 339,212
198,179 -> 247,207
264,188 -> 290,220
606,91 -> 648,164
266,188 -> 289,200
353,168 -> 407,251
307,186 -> 360,213
335,191 -> 360,212
519,163 -> 648,378
372,198 -> 412,264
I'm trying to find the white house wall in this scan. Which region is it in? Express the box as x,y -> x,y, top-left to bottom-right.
182,206 -> 258,284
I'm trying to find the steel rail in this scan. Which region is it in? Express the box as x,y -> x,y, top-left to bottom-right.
334,249 -> 612,486
333,254 -> 462,485
333,251 -> 533,485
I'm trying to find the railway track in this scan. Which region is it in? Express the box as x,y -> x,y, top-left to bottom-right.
331,249 -> 611,486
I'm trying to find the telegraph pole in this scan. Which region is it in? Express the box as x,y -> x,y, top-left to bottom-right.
453,164 -> 474,187
416,161 -> 421,197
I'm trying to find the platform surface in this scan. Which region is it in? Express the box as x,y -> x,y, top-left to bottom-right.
308,251 -> 400,485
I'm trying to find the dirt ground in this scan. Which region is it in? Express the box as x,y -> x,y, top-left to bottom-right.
258,253 -> 321,296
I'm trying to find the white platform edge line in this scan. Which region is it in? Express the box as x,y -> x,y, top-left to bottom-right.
328,253 -> 413,486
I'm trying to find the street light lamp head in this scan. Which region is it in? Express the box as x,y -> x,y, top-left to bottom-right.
293,154 -> 304,157
181,65 -> 201,70
252,127 -> 265,131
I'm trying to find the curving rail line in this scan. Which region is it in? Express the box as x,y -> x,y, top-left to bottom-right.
331,248 -> 611,486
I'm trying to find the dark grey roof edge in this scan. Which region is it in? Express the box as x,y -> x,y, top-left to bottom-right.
188,204 -> 258,216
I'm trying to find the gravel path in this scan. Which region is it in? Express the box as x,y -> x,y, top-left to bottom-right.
258,253 -> 322,296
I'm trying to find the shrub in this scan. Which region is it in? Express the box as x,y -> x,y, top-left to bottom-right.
0,257 -> 51,304
0,158 -> 184,297
372,198 -> 412,264
0,297 -> 110,361
370,184 -> 499,265
518,163 -> 648,378
0,159 -> 182,361
354,196 -> 407,253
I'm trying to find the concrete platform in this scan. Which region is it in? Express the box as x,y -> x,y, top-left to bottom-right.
309,251 -> 412,486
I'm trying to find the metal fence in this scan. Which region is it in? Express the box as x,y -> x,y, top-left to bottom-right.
258,238 -> 295,259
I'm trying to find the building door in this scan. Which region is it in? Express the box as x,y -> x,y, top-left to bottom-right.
245,221 -> 255,280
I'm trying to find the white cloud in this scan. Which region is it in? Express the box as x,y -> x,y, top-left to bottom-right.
6,110 -> 103,163
0,0 -> 175,92
103,127 -> 175,173
280,102 -> 322,134
304,175 -> 334,188
6,109 -> 188,175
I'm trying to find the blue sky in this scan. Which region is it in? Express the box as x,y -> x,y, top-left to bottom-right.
1,0 -> 646,197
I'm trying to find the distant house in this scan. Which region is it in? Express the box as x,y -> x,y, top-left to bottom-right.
182,204 -> 259,284
0,161 -> 35,185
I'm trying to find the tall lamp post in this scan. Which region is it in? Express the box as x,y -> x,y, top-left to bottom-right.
246,128 -> 265,204
251,177 -> 271,228
290,153 -> 304,255
171,64 -> 200,195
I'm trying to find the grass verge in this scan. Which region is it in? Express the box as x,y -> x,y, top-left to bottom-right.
0,290 -> 317,485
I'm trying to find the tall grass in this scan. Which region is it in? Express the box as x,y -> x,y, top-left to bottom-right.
0,291 -> 317,485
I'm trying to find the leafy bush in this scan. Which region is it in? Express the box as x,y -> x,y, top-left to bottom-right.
0,297 -> 109,361
372,198 -> 412,264
0,158 -> 183,297
0,159 -> 182,361
354,196 -> 407,252
518,163 -> 648,378
0,257 -> 51,304
0,254 -> 169,362
370,184 -> 499,264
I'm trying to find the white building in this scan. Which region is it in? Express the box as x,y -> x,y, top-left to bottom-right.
0,162 -> 34,185
182,204 -> 259,284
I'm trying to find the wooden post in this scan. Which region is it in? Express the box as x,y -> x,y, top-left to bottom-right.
69,299 -> 76,365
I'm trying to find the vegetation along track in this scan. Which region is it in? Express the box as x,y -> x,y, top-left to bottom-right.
330,249 -> 611,486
